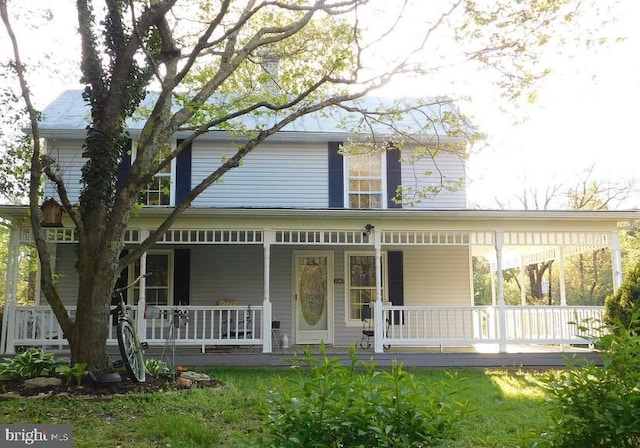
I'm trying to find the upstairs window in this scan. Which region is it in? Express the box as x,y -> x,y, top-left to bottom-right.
346,151 -> 385,209
132,141 -> 175,206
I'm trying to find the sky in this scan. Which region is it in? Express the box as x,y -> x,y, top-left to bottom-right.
460,1 -> 640,209
2,0 -> 639,210
372,0 -> 640,209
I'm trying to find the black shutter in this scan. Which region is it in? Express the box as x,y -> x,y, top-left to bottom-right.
175,139 -> 192,205
386,149 -> 402,208
117,139 -> 132,191
328,141 -> 344,208
388,251 -> 404,323
173,249 -> 190,306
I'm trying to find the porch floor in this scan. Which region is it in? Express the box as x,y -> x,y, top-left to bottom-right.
104,343 -> 601,369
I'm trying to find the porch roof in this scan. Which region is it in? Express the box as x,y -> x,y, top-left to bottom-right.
2,205 -> 636,271
1,204 -> 638,223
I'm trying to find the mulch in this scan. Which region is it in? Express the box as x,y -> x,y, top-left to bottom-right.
0,373 -> 223,399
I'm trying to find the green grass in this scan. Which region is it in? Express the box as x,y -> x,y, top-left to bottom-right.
1,367 -> 553,447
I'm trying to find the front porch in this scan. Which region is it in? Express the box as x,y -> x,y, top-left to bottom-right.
1,207 -> 633,363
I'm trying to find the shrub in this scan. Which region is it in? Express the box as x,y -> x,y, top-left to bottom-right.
542,310 -> 640,447
248,345 -> 471,448
144,358 -> 170,377
605,262 -> 640,330
0,347 -> 59,379
56,362 -> 88,386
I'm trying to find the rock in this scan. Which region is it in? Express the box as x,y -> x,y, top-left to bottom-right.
29,391 -> 53,399
179,371 -> 210,383
24,377 -> 62,389
0,392 -> 19,400
176,376 -> 192,388
55,392 -> 70,400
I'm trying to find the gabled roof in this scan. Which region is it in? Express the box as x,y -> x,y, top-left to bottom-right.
37,90 -> 466,143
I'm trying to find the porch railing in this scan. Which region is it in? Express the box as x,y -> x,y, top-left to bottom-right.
5,304 -> 263,354
3,303 -> 604,354
504,306 -> 603,344
141,305 -> 263,350
381,305 -> 604,348
384,306 -> 497,345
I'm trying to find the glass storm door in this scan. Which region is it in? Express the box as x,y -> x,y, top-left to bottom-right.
294,252 -> 333,344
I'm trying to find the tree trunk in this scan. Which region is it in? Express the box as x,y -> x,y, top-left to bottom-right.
68,226 -> 124,371
578,254 -> 586,299
527,261 -> 553,304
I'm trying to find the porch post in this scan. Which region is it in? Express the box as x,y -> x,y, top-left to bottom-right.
558,247 -> 567,306
137,248 -> 147,343
610,231 -> 623,292
262,230 -> 273,353
1,224 -> 21,354
374,229 -> 384,353
495,231 -> 507,353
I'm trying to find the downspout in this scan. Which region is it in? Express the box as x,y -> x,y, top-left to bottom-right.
495,231 -> 507,353
262,230 -> 273,353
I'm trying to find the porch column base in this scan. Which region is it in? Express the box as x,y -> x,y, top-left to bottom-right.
262,300 -> 272,353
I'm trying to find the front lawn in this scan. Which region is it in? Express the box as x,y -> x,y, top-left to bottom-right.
0,365 -> 552,447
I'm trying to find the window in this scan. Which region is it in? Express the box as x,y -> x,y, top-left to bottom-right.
346,252 -> 387,323
132,141 -> 175,206
346,151 -> 386,209
128,251 -> 173,307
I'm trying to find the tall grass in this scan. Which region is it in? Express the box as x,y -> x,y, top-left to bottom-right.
1,367 -> 552,447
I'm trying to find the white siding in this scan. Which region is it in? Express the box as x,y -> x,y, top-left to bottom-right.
49,245 -> 80,307
401,151 -> 467,209
403,246 -> 471,306
191,141 -> 328,207
270,246 -> 294,344
44,139 -> 86,203
44,137 -> 468,210
189,246 -> 264,305
48,244 -> 473,347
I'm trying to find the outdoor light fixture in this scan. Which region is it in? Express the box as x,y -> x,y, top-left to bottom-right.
363,223 -> 375,237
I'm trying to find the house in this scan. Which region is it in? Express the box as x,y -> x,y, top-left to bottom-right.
1,90 -> 637,359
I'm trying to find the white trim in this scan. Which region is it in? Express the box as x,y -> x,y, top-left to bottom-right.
131,140 -> 177,207
343,150 -> 388,209
128,250 -> 174,307
292,251 -> 334,345
344,250 -> 389,327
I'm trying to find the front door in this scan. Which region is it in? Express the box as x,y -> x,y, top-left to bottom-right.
294,252 -> 333,344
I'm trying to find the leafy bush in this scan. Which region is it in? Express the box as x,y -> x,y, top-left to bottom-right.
144,358 -> 170,377
249,345 -> 471,448
56,363 -> 88,386
605,262 -> 640,330
0,347 -> 59,379
542,310 -> 640,447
